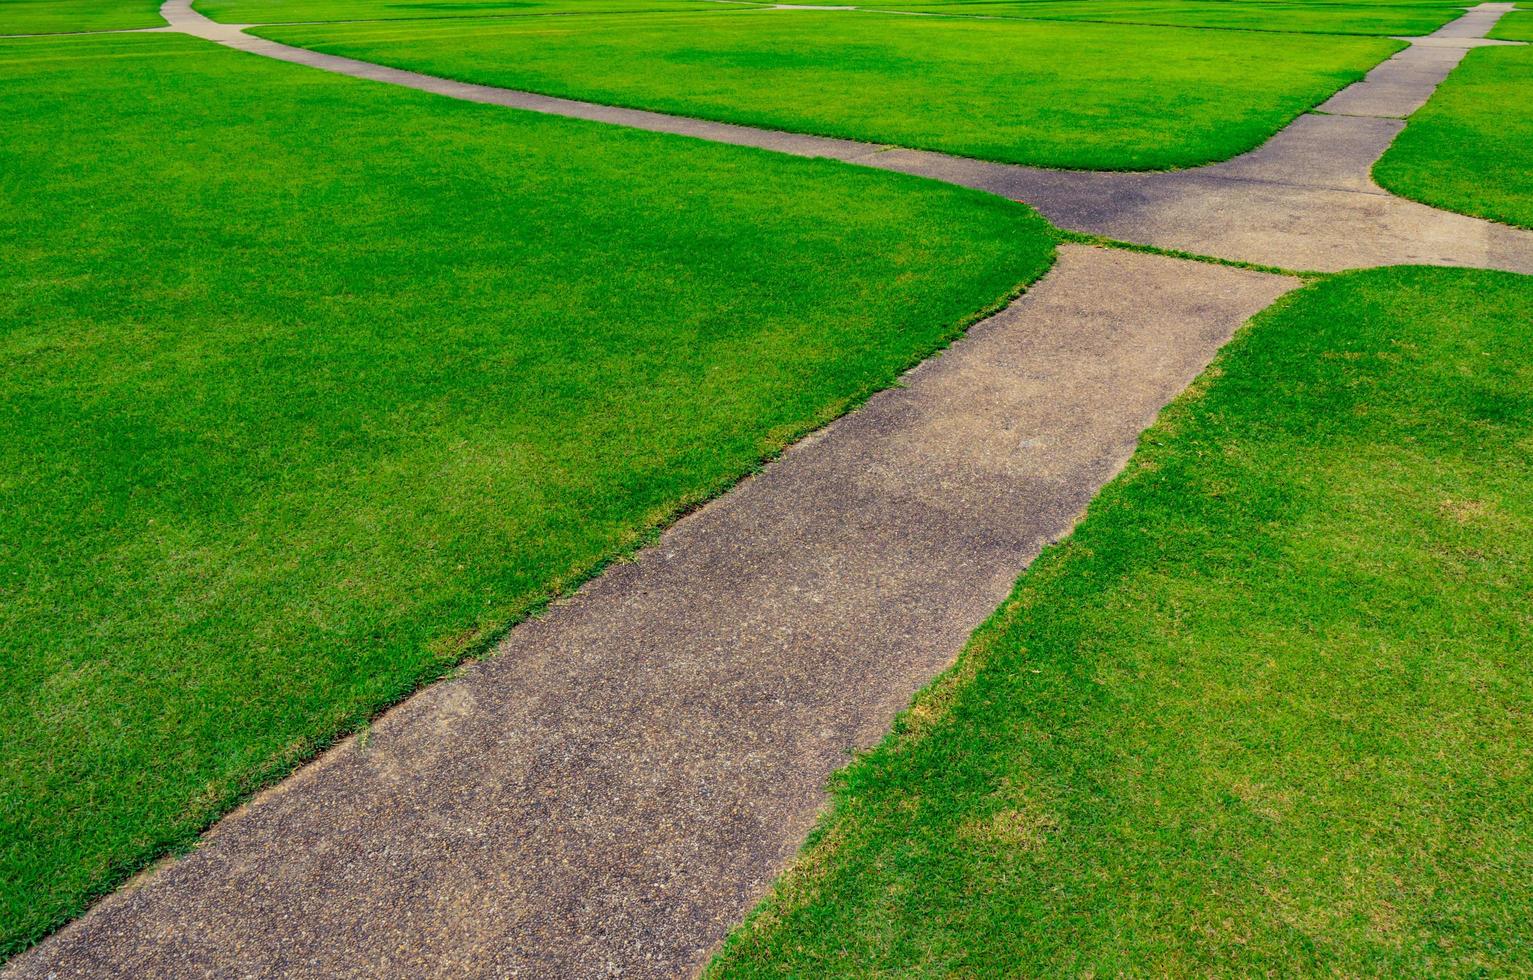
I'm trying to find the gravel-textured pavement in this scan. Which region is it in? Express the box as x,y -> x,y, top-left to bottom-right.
7,247 -> 1295,978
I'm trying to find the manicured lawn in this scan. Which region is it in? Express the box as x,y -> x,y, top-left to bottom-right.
0,31 -> 1054,956
0,0 -> 163,33
1374,44 -> 1533,228
709,266 -> 1533,976
194,0 -> 733,25
256,9 -> 1402,169
891,0 -> 1459,36
773,0 -> 1471,7
1490,8 -> 1533,39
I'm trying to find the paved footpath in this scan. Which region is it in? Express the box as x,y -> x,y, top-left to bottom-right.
9,249 -> 1294,977
871,5 -> 1533,272
7,3 -> 1532,976
154,0 -> 1533,274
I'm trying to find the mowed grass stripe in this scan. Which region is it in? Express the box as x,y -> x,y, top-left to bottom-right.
0,31 -> 1054,955
194,0 -> 1462,34
0,0 -> 163,34
724,0 -> 1474,8
1489,8 -> 1533,39
194,0 -> 749,26
709,266 -> 1533,977
255,10 -> 1404,170
886,0 -> 1460,36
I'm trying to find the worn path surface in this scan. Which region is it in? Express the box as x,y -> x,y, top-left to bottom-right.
154,0 -> 1533,273
7,4 -> 1531,977
8,249 -> 1295,978
877,6 -> 1532,271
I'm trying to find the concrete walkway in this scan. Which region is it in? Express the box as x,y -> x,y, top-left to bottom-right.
872,6 -> 1532,272
6,5 -> 1530,977
153,0 -> 1533,274
7,248 -> 1296,979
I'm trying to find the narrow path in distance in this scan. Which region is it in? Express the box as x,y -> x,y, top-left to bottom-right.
873,4 -> 1532,270
159,0 -> 1533,273
5,247 -> 1296,979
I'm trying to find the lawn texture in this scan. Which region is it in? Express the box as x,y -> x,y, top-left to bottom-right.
1490,8 -> 1533,39
0,0 -> 163,33
196,0 -> 1461,35
709,266 -> 1533,976
889,1 -> 1460,37
255,10 -> 1403,170
1374,44 -> 1533,229
762,0 -> 1472,8
194,0 -> 735,25
0,31 -> 1054,955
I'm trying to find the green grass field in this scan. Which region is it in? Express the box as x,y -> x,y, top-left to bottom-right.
709,266 -> 1533,976
891,1 -> 1459,37
0,0 -> 163,33
5,0 -> 1531,966
196,0 -> 1461,34
744,0 -> 1472,7
256,9 -> 1402,169
1490,8 -> 1533,39
1374,44 -> 1533,229
0,31 -> 1054,954
193,0 -> 734,24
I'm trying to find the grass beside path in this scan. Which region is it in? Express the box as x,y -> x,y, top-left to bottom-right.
1374,44 -> 1533,229
891,1 -> 1460,37
195,0 -> 1460,34
0,31 -> 1054,956
193,0 -> 735,25
759,0 -> 1473,7
1489,8 -> 1533,39
256,10 -> 1403,170
710,266 -> 1533,976
0,0 -> 163,33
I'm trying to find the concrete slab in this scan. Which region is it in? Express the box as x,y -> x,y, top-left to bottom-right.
1396,35 -> 1525,48
3,248 -> 1298,979
1430,2 -> 1516,38
863,147 -> 1533,274
1208,113 -> 1401,192
1318,46 -> 1470,118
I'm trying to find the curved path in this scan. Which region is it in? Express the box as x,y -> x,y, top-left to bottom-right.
160,0 -> 1533,273
6,5 -> 1530,977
